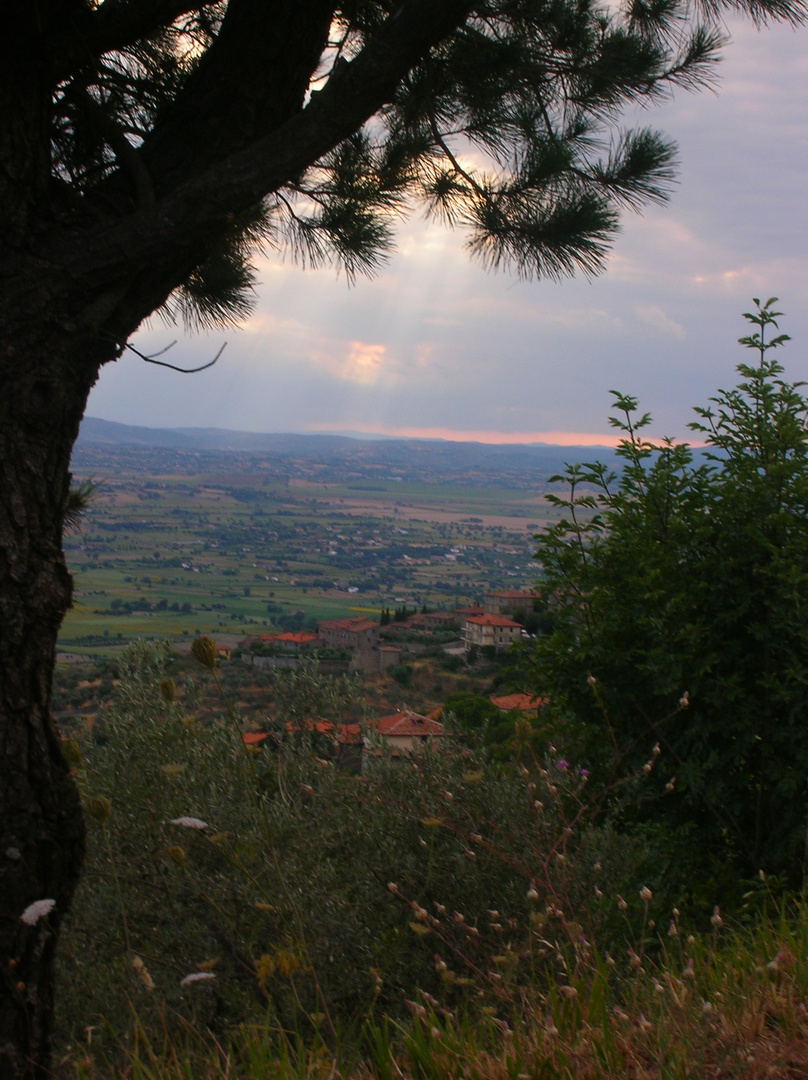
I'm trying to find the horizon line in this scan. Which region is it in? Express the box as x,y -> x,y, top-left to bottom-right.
84,415 -> 624,449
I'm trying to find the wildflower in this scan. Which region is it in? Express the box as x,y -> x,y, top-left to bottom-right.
665,777 -> 676,792
387,882 -> 399,894
168,817 -> 208,830
711,906 -> 723,929
668,920 -> 679,937
559,985 -> 578,999
580,768 -> 589,779
652,977 -> 664,994
470,833 -> 484,844
682,958 -> 695,979
545,1015 -> 559,1036
594,886 -> 603,898
628,948 -> 641,968
617,895 -> 628,911
434,902 -> 446,914
180,972 -> 216,987
20,899 -> 56,926
678,691 -> 689,708
640,886 -> 653,903
527,887 -> 539,902
587,673 -> 597,687
702,1000 -> 712,1013
643,762 -> 652,773
442,790 -> 453,802
556,758 -> 569,771
534,800 -> 544,811
430,1027 -> 441,1040
434,955 -> 447,973
300,783 -> 314,796
652,743 -> 661,756
594,860 -> 602,873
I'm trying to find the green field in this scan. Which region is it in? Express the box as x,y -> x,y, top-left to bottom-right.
61,441 -> 558,658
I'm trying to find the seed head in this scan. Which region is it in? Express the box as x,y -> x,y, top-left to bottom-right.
62,738 -> 83,766
167,845 -> 186,866
85,796 -> 111,823
191,636 -> 218,670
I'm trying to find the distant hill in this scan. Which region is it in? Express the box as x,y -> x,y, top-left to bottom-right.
76,417 -> 617,480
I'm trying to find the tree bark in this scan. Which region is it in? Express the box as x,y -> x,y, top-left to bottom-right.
0,317 -> 111,1079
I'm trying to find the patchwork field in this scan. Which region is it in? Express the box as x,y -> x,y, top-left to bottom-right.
61,430 -> 589,659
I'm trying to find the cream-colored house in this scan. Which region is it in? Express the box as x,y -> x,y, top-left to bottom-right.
463,613 -> 522,653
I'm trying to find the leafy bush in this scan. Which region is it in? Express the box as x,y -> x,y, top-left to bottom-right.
529,300 -> 808,889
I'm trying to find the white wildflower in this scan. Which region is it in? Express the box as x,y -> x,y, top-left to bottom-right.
169,817 -> 209,830
20,899 -> 56,925
180,972 -> 217,987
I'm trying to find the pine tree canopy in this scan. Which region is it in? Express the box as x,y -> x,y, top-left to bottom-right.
4,0 -> 805,337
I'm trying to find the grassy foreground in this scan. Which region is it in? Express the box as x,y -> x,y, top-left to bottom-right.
60,901 -> 808,1079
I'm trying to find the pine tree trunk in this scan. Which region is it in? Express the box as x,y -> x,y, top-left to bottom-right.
0,317 -> 107,1078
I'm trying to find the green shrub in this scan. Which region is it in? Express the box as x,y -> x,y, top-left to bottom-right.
529,300 -> 808,889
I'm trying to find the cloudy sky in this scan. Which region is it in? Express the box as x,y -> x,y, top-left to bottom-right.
86,15 -> 808,447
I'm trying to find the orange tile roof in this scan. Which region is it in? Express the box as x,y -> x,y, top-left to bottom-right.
465,614 -> 522,627
374,711 -> 446,738
319,616 -> 378,632
274,632 -> 320,644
